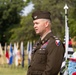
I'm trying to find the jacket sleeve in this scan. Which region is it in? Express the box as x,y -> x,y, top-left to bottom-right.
42,40 -> 65,75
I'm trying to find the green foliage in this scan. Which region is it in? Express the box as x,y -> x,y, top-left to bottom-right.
0,0 -> 29,46
9,14 -> 39,47
0,0 -> 76,47
68,1 -> 76,38
9,0 -> 76,46
69,19 -> 76,37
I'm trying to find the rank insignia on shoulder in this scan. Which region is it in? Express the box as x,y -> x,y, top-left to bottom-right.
55,39 -> 60,46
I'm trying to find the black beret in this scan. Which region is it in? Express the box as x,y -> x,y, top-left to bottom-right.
32,10 -> 51,20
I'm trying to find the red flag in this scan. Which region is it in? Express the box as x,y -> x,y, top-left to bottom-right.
5,49 -> 9,60
5,44 -> 9,64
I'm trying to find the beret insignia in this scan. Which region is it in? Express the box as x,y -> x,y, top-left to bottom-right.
34,16 -> 37,19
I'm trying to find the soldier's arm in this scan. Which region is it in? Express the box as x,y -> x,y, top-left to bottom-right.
42,39 -> 65,75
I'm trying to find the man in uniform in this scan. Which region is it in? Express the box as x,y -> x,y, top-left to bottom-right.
27,10 -> 65,75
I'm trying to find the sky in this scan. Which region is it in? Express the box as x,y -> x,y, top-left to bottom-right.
22,2 -> 34,16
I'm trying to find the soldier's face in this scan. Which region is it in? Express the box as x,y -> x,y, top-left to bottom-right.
33,19 -> 46,36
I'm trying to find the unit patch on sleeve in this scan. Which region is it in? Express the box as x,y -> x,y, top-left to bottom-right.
55,39 -> 60,46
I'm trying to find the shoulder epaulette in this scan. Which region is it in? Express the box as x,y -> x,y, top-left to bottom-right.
53,36 -> 61,46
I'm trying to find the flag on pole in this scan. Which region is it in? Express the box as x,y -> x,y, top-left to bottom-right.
13,43 -> 19,66
9,43 -> 13,65
60,38 -> 74,75
5,43 -> 9,64
27,41 -> 30,54
67,38 -> 74,58
16,42 -> 19,49
0,43 -> 3,56
0,43 -> 4,64
27,41 -> 32,66
20,41 -> 24,67
29,41 -> 32,60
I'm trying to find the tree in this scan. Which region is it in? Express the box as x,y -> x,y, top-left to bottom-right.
10,0 -> 76,47
9,14 -> 39,47
69,0 -> 76,39
0,0 -> 27,46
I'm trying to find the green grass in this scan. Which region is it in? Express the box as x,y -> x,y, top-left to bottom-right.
0,67 -> 27,75
0,53 -> 28,75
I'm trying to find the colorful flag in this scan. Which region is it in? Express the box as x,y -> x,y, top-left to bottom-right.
0,43 -> 4,64
9,43 -> 13,65
27,41 -> 30,54
5,43 -> 9,64
13,43 -> 19,66
16,42 -> 19,49
0,43 -> 3,56
60,38 -> 74,75
27,41 -> 32,66
20,41 -> 24,67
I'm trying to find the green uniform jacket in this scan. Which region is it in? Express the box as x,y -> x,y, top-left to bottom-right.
27,32 -> 65,75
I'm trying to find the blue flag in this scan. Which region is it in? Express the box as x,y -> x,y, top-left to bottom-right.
9,43 -> 13,65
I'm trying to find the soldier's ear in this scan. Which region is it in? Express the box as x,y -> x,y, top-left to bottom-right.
45,21 -> 49,27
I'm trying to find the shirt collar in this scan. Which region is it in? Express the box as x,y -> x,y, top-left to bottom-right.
41,30 -> 51,40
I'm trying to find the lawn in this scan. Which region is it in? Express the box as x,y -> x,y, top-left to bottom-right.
0,66 -> 27,75
0,53 -> 28,75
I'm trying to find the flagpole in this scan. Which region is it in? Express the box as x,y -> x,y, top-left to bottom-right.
63,4 -> 69,75
64,4 -> 69,61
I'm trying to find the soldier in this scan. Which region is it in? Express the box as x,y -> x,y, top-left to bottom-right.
27,10 -> 65,75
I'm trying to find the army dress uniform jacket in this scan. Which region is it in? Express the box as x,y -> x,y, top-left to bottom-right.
27,32 -> 65,75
